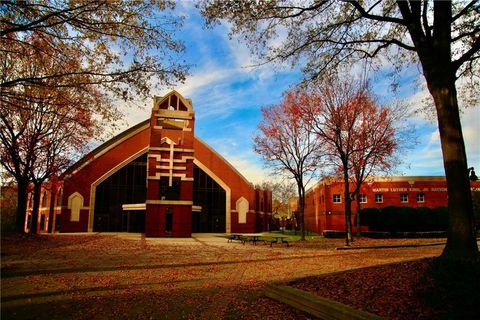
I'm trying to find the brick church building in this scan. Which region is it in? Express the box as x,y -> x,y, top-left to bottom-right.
28,91 -> 272,237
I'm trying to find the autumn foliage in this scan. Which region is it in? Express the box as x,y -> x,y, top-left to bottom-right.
0,33 -> 104,233
1,1 -> 188,233
302,78 -> 400,245
254,89 -> 321,240
255,80 -> 400,245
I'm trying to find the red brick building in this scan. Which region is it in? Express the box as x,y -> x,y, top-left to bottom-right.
304,176 -> 480,234
27,91 -> 271,236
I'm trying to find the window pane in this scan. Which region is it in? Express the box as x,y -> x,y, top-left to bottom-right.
416,193 -> 425,202
333,194 -> 341,203
94,153 -> 147,232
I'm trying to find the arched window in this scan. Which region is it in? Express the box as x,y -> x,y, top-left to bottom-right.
28,194 -> 34,208
68,192 -> 84,222
57,188 -> 63,206
236,197 -> 249,224
41,190 -> 48,207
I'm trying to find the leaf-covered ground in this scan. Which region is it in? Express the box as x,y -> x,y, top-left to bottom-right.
291,254 -> 480,319
1,233 -> 447,319
292,259 -> 436,319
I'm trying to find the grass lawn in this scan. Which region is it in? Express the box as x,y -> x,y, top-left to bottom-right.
1,232 -> 447,319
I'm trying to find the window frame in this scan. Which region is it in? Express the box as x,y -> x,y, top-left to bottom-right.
375,193 -> 383,203
359,194 -> 367,203
416,193 -> 425,203
400,193 -> 409,203
333,194 -> 342,203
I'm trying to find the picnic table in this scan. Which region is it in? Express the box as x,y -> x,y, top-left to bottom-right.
264,235 -> 289,247
240,233 -> 264,245
227,233 -> 289,246
227,233 -> 244,242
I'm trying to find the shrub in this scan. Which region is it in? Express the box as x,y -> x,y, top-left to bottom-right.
429,206 -> 448,230
359,207 -> 381,228
322,230 -> 345,238
360,206 -> 449,232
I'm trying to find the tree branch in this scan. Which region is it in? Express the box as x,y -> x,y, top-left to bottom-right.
452,0 -> 478,23
0,2 -> 96,36
346,0 -> 406,25
452,36 -> 480,72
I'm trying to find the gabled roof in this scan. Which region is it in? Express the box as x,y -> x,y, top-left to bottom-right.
62,119 -> 150,178
153,90 -> 193,112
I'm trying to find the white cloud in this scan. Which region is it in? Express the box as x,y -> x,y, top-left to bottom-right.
225,155 -> 272,185
174,67 -> 234,97
461,106 -> 480,168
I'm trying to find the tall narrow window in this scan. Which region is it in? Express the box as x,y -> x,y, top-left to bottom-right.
57,189 -> 63,206
375,194 -> 383,203
400,194 -> 408,203
41,191 -> 48,207
28,194 -> 34,208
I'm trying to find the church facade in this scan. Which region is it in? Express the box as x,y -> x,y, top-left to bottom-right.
33,91 -> 272,237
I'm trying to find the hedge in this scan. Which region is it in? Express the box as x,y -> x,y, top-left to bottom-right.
360,206 -> 448,232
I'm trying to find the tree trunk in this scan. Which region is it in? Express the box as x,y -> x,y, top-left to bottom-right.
299,203 -> 305,240
430,85 -> 478,257
48,186 -> 57,233
16,179 -> 29,233
295,179 -> 307,241
30,182 -> 41,234
400,0 -> 478,258
298,184 -> 306,241
343,175 -> 353,246
356,198 -> 361,237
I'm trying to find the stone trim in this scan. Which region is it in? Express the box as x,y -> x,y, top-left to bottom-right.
146,200 -> 193,205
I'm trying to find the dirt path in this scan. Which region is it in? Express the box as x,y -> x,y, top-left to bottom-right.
1,233 -> 444,319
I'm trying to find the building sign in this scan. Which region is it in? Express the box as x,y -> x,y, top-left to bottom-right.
372,187 -> 447,192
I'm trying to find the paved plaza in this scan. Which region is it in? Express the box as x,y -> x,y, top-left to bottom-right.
1,233 -> 444,319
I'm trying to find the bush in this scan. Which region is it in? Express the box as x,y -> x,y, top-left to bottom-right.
322,230 -> 345,238
360,206 -> 449,232
359,207 -> 381,228
429,206 -> 448,230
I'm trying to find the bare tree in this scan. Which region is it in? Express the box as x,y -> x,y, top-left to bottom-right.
259,180 -> 296,217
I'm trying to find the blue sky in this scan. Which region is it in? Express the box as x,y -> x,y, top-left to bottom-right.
119,2 -> 479,185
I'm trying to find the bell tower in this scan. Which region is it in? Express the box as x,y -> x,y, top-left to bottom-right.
145,91 -> 195,237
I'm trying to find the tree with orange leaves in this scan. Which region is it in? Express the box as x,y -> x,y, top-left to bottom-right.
347,88 -> 411,237
0,34 -> 102,233
254,88 -> 321,240
303,77 -> 402,246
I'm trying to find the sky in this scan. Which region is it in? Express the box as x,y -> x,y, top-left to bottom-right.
117,2 -> 479,186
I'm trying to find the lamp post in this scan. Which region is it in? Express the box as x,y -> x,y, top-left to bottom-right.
468,167 -> 478,182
